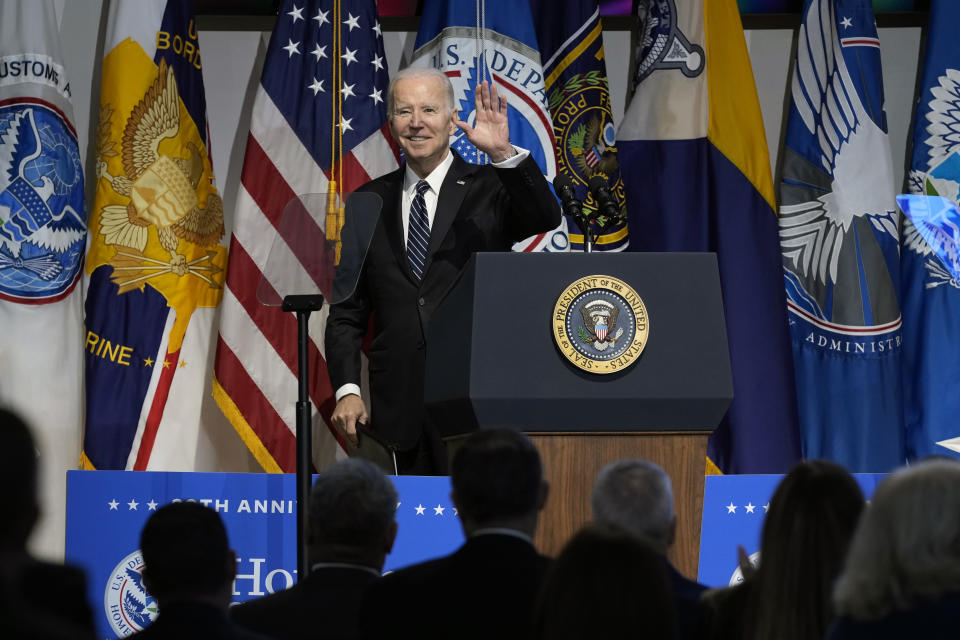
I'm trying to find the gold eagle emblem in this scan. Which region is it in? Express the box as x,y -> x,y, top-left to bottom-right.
96,58 -> 223,293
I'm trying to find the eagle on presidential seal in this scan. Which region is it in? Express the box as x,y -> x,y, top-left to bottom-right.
579,299 -> 624,351
95,57 -> 223,294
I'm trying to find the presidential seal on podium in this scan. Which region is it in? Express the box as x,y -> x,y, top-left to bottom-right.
552,275 -> 649,374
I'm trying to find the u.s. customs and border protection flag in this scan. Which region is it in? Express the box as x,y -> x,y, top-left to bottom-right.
531,0 -> 627,252
0,0 -> 86,556
83,0 -> 227,470
213,0 -> 399,472
779,0 -> 904,471
618,0 -> 801,473
899,0 -> 960,461
410,0 -> 569,253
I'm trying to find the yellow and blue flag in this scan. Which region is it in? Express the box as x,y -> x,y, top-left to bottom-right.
618,0 -> 800,473
83,0 -> 226,470
531,0 -> 627,251
899,0 -> 960,462
779,0 -> 903,471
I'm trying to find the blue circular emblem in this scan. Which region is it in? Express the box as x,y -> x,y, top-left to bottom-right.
0,99 -> 86,303
634,0 -> 705,85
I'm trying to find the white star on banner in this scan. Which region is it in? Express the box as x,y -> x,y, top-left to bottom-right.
341,47 -> 357,66
372,20 -> 381,37
283,39 -> 300,58
128,499 -> 139,510
369,88 -> 382,105
434,504 -> 445,516
147,500 -> 158,511
762,503 -> 770,512
840,16 -> 853,28
108,499 -> 119,510
287,5 -> 304,22
726,502 -> 737,514
309,78 -> 325,95
342,82 -> 356,99
371,54 -> 384,71
415,504 -> 426,515
313,9 -> 329,26
343,13 -> 360,31
745,503 -> 756,514
340,116 -> 353,132
311,44 -> 327,61
936,436 -> 960,454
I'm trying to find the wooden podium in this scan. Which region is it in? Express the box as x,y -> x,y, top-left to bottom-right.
426,252 -> 732,579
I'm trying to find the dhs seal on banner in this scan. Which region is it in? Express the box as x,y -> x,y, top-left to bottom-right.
552,275 -> 648,373
0,98 -> 86,303
104,550 -> 157,636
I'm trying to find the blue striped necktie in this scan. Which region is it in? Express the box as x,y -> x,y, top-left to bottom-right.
407,179 -> 431,280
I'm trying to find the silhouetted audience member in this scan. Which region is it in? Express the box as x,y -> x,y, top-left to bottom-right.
697,460 -> 864,640
360,428 -> 550,640
826,459 -> 960,639
0,407 -> 94,639
232,459 -> 398,639
591,459 -> 706,638
132,501 -> 272,639
533,525 -> 679,640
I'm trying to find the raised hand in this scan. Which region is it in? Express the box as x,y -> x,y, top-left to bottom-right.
454,80 -> 515,163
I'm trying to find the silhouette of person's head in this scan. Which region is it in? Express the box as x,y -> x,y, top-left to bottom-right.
308,458 -> 398,569
533,525 -> 679,640
450,429 -> 548,536
0,408 -> 39,551
139,502 -> 236,608
591,458 -> 676,554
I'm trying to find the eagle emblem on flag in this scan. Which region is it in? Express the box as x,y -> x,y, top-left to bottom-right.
95,58 -> 224,294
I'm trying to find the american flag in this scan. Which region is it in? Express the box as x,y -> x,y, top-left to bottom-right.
213,0 -> 398,472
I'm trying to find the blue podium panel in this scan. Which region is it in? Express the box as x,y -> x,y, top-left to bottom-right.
65,471 -> 464,638
697,473 -> 885,587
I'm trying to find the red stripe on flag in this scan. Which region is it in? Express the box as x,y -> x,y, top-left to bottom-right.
222,240 -> 338,425
133,346 -> 181,470
215,337 -> 297,471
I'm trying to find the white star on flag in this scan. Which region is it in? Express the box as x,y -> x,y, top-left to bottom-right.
745,503 -> 755,513
341,47 -> 357,66
342,82 -> 355,99
283,39 -> 300,57
309,78 -> 325,95
434,504 -> 445,515
128,499 -> 139,510
762,503 -> 770,512
313,8 -> 329,26
372,21 -> 381,37
415,504 -> 426,515
369,88 -> 382,104
840,16 -> 853,28
726,502 -> 737,514
311,44 -> 327,60
108,499 -> 119,510
340,116 -> 353,132
343,13 -> 360,31
288,5 -> 304,22
147,500 -> 158,511
371,54 -> 383,71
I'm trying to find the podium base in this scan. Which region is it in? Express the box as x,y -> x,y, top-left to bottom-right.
528,431 -> 709,579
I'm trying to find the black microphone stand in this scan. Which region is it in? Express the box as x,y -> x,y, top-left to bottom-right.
280,293 -> 324,581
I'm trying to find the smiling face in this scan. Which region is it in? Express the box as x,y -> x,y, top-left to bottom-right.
388,75 -> 458,179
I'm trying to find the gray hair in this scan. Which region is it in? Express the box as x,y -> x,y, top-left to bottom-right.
833,460 -> 960,620
386,66 -> 456,118
309,458 -> 398,549
590,459 -> 675,554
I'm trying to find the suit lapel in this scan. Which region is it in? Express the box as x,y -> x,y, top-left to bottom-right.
424,153 -> 474,275
377,168 -> 415,281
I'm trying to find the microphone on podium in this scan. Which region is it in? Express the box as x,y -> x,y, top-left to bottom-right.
587,173 -> 622,226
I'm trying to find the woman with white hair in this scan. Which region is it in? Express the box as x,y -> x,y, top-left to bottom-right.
826,459 -> 960,639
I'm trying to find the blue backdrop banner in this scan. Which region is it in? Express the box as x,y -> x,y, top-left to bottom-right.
66,471 -> 464,638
